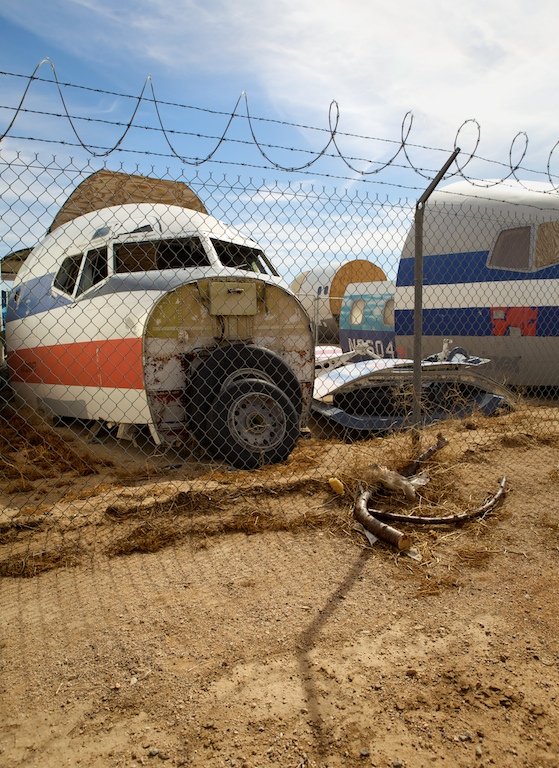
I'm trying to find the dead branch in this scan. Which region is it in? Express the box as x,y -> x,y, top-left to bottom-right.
401,432 -> 449,476
354,490 -> 413,550
370,476 -> 507,526
368,464 -> 428,501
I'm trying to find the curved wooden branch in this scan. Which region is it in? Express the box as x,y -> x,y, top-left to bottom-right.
354,490 -> 413,550
401,432 -> 449,476
369,477 -> 507,526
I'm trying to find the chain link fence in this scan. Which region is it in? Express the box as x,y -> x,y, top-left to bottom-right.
0,154 -> 558,576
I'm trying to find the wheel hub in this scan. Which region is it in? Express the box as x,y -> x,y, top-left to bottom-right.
229,392 -> 287,449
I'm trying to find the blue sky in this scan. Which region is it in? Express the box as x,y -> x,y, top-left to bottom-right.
1,0 -> 558,276
2,0 -> 559,178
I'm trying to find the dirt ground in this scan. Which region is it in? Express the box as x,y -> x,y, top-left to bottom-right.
1,404 -> 559,768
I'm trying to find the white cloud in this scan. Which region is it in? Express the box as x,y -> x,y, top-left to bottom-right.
1,0 -> 558,182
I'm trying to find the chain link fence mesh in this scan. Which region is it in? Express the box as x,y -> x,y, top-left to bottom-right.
2,142 -> 559,767
0,154 -> 558,578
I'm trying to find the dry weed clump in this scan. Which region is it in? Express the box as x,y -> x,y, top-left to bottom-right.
105,479 -> 346,557
105,489 -> 221,520
106,520 -> 182,556
0,405 -> 113,485
339,433 -> 466,515
1,478 -> 36,494
0,544 -> 82,578
106,502 -> 343,557
454,545 -> 496,569
548,465 -> 559,483
0,514 -> 47,544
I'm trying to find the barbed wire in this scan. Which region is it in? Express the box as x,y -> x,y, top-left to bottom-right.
0,137 -> 429,198
1,59 -> 559,192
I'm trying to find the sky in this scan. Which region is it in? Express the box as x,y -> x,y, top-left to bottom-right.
1,0 -> 558,275
1,0 -> 559,176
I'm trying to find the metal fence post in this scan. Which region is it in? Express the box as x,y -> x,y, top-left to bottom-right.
412,148 -> 461,446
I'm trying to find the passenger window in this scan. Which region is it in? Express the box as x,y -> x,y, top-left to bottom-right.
383,298 -> 395,328
77,247 -> 108,295
534,221 -> 559,269
350,298 -> 365,326
53,254 -> 83,295
488,227 -> 531,270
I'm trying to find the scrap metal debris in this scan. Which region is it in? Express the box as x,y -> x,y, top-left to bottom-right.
366,463 -> 429,501
312,346 -> 511,439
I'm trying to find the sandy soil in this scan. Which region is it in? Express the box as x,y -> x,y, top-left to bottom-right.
1,405 -> 559,768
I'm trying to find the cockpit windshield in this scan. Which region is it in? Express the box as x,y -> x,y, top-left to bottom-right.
211,239 -> 279,276
114,236 -> 210,273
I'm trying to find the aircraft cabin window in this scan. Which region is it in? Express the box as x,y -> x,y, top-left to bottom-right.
114,237 -> 210,273
156,238 -> 210,269
350,298 -> 365,326
211,239 -> 279,276
53,254 -> 83,295
383,298 -> 395,327
488,226 -> 531,270
76,247 -> 108,296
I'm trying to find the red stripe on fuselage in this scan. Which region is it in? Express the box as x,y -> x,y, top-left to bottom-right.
8,338 -> 144,389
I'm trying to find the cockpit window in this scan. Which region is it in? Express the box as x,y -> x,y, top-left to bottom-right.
114,237 -> 210,273
53,254 -> 82,295
211,239 -> 278,276
77,247 -> 108,296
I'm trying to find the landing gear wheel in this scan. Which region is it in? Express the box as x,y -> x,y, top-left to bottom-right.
205,378 -> 300,469
186,344 -> 303,448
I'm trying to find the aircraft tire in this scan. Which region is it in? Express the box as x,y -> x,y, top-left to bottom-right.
204,378 -> 299,469
186,344 -> 302,447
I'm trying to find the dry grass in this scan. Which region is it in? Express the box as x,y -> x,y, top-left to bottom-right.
105,480 -> 347,556
454,545 -> 496,568
1,399 -> 558,578
0,544 -> 82,578
0,405 -> 113,485
1,478 -> 36,494
106,503 -> 345,557
106,520 -> 182,555
0,514 -> 47,544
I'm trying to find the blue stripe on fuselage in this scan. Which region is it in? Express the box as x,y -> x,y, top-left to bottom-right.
6,271 -> 182,321
397,251 -> 559,286
5,269 -> 272,322
396,306 -> 559,337
6,274 -> 71,322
